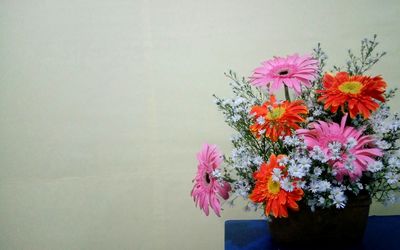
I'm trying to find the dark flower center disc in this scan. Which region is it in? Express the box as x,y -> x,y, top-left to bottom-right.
278,70 -> 289,76
205,173 -> 211,183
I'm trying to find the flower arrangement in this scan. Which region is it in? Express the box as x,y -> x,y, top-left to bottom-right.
191,35 -> 400,220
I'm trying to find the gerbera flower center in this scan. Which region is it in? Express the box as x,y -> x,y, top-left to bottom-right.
266,107 -> 286,120
268,178 -> 281,195
205,173 -> 211,184
338,81 -> 363,94
278,69 -> 290,76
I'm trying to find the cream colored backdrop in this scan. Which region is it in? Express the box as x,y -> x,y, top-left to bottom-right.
1,0 -> 399,249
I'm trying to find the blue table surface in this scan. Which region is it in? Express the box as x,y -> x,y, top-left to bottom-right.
225,216 -> 400,250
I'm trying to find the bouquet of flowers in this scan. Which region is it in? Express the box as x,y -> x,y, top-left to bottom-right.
190,35 -> 400,219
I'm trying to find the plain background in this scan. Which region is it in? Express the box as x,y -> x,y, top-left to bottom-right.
1,0 -> 400,249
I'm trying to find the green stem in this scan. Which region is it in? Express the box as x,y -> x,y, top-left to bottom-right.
284,85 -> 291,102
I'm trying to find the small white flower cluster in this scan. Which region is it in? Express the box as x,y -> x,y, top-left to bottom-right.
233,180 -> 251,198
218,96 -> 259,127
370,105 -> 390,130
212,169 -> 222,178
309,138 -> 358,172
269,120 -> 400,210
329,187 -> 347,208
309,180 -> 331,193
256,116 -> 266,125
328,141 -> 342,160
367,161 -> 383,173
307,185 -> 347,211
388,156 -> 400,170
280,177 -> 295,192
281,135 -> 354,210
346,137 -> 357,149
385,172 -> 400,185
282,135 -> 306,148
303,97 -> 326,123
391,114 -> 400,132
211,168 -> 227,186
287,157 -> 312,179
312,105 -> 325,118
375,140 -> 391,150
231,146 -> 263,169
263,155 -> 303,193
228,132 -> 266,200
309,146 -> 327,162
370,104 -> 400,135
364,104 -> 400,205
230,133 -> 263,168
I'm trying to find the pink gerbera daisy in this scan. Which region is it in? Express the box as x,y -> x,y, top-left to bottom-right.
250,54 -> 318,95
191,143 -> 231,216
297,114 -> 382,181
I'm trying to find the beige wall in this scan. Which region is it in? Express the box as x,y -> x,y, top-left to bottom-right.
0,0 -> 399,249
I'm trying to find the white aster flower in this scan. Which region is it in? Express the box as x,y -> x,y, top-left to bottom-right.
297,157 -> 312,169
283,136 -> 294,145
309,180 -> 331,193
345,137 -> 357,150
310,146 -> 327,162
309,181 -> 320,193
329,187 -> 346,208
212,169 -> 222,178
344,159 -> 354,172
389,114 -> 400,131
256,116 -> 266,125
252,156 -> 264,167
283,135 -> 302,146
328,141 -> 342,160
280,177 -> 294,192
313,108 -> 323,117
234,180 -> 251,198
231,147 -> 255,169
277,156 -> 289,166
318,196 -> 326,206
367,161 -> 384,173
233,97 -> 246,106
375,140 -> 391,150
272,168 -> 282,182
385,172 -> 399,185
287,157 -> 311,178
313,167 -> 323,176
231,114 -> 241,122
288,164 -> 306,178
234,106 -> 245,113
317,180 -> 331,192
388,156 -> 400,167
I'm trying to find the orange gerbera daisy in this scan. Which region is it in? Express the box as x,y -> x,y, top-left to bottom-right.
249,95 -> 308,142
317,72 -> 387,119
249,154 -> 304,218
